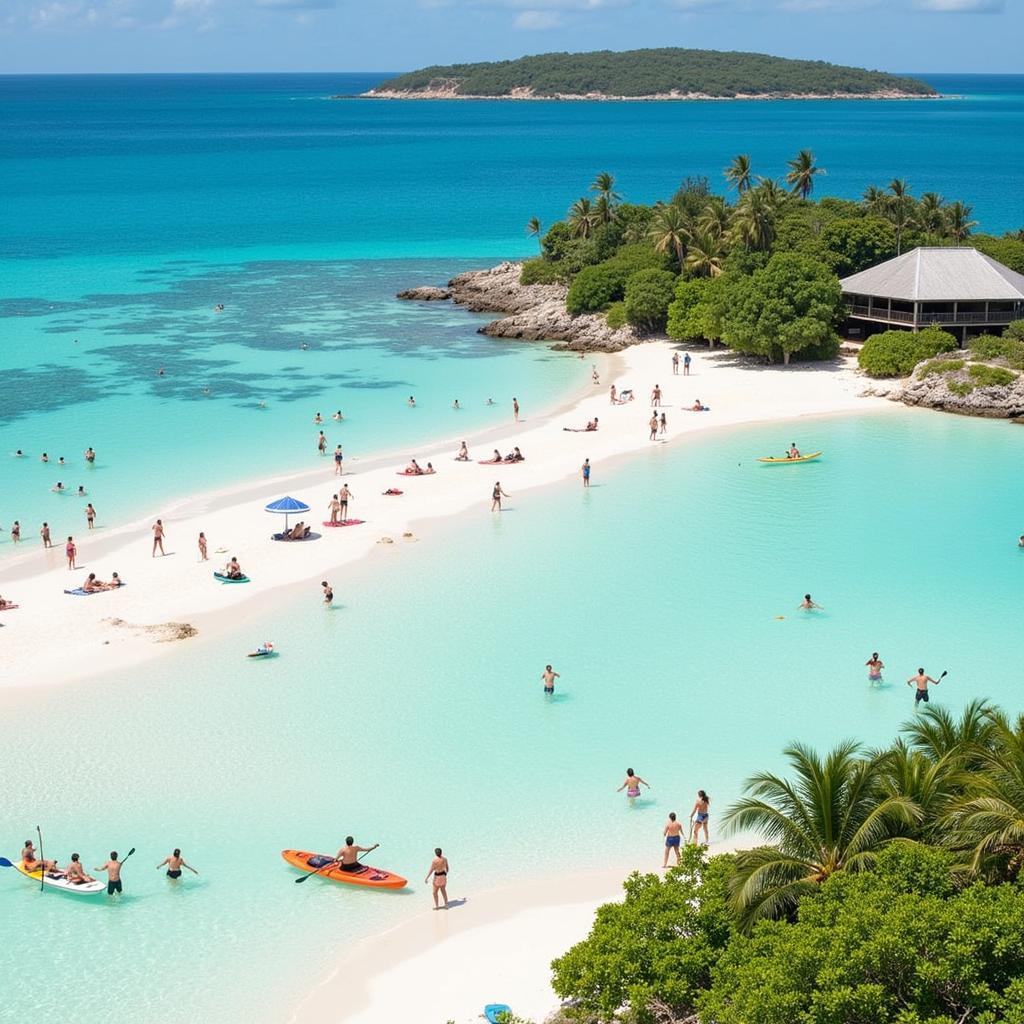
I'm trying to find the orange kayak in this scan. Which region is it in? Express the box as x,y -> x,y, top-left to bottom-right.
281,849 -> 407,889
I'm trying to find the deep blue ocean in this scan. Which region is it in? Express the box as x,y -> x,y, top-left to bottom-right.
1,72 -> 1022,547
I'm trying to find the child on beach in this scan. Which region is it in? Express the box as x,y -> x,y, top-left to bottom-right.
66,536 -> 76,569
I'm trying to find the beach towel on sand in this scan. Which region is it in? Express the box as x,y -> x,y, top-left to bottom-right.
64,585 -> 125,596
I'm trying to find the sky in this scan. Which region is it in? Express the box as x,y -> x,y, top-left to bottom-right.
0,0 -> 1020,75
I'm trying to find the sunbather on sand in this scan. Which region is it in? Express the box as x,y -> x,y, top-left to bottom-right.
564,418 -> 599,432
224,557 -> 244,579
456,442 -> 469,461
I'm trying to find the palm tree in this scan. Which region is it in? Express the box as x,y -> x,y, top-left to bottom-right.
590,171 -> 620,206
902,700 -> 995,766
945,710 -> 1024,879
889,178 -> 911,200
684,230 -> 726,278
647,203 -> 690,272
862,185 -> 888,216
731,184 -> 780,252
945,200 -> 978,243
785,149 -> 825,200
722,741 -> 920,930
525,216 -> 543,251
880,740 -> 962,843
696,196 -> 731,239
917,192 -> 946,243
724,154 -> 753,194
567,197 -> 595,240
887,196 -> 917,256
592,194 -> 616,227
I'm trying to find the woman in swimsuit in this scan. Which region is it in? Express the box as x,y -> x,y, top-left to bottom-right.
690,790 -> 711,845
456,442 -> 469,461
424,847 -> 449,909
491,482 -> 509,512
663,813 -> 684,867
617,768 -> 650,802
866,653 -> 884,683
157,848 -> 198,882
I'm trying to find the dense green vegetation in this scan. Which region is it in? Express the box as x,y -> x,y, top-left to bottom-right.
540,702 -> 1024,1024
519,158 -> 1024,364
857,327 -> 957,378
374,49 -> 935,98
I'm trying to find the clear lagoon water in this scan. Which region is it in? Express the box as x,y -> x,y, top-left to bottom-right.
2,409 -> 1024,1023
3,72 -> 1024,1022
2,72 -> 1024,547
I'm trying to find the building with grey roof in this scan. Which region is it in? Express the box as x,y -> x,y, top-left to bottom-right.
840,247 -> 1024,346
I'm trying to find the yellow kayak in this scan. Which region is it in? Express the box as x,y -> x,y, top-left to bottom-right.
757,451 -> 823,464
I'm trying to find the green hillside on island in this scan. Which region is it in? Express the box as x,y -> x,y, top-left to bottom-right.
368,48 -> 936,99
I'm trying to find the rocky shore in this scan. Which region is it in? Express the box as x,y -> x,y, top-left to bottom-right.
398,261 -> 643,353
358,89 -> 934,103
895,350 -> 1024,419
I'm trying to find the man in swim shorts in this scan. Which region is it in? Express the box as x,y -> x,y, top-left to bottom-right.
908,668 -> 939,704
336,837 -> 379,872
663,813 -> 684,867
338,484 -> 352,520
541,664 -> 560,693
95,852 -> 124,896
157,849 -> 198,881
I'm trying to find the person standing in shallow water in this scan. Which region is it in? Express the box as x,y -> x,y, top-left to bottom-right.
491,482 -> 509,512
663,812 -> 684,867
85,503 -> 95,529
690,790 -> 710,845
617,768 -> 650,802
649,413 -> 659,441
157,848 -> 198,882
908,668 -> 940,705
40,522 -> 51,548
541,664 -> 560,693
582,458 -> 591,488
512,397 -> 520,422
425,848 -> 449,910
866,652 -> 884,683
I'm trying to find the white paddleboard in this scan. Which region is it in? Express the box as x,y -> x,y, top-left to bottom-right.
14,860 -> 105,895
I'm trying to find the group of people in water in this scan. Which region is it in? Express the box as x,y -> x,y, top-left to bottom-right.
611,772 -> 711,863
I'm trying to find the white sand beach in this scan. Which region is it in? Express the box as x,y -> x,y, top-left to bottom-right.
0,342 -> 888,697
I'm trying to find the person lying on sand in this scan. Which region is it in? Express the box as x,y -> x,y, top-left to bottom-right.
614,389 -> 634,405
82,573 -> 109,593
690,400 -> 709,412
224,557 -> 244,579
288,522 -> 311,540
110,572 -> 123,587
564,418 -> 599,432
0,595 -> 16,609
456,442 -> 469,462
483,450 -> 502,465
404,460 -> 423,474
424,462 -> 436,474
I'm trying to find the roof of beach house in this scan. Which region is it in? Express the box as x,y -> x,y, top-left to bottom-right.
840,247 -> 1024,303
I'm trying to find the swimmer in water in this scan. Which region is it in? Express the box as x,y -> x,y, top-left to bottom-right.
866,652 -> 884,683
541,664 -> 560,694
41,453 -> 48,463
663,813 -> 684,867
799,594 -> 823,611
314,412 -> 323,424
617,768 -> 650,802
157,849 -> 198,881
332,410 -> 343,421
84,447 -> 95,463
408,396 -> 416,407
452,399 -> 460,410
52,481 -> 65,493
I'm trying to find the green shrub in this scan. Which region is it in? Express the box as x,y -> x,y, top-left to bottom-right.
857,327 -> 958,378
968,363 -> 1017,388
948,380 -> 973,396
972,234 -> 1024,275
667,276 -> 712,341
624,269 -> 677,330
519,257 -> 564,286
820,216 -> 897,276
1006,320 -> 1024,341
605,301 -> 627,329
917,358 -> 965,378
969,333 -> 1024,370
566,263 -> 622,314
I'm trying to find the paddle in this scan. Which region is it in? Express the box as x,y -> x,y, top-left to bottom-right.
0,857 -> 13,868
294,847 -> 375,884
37,826 -> 44,892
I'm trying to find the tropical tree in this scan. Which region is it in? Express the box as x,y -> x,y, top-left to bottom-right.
945,199 -> 978,243
590,171 -> 620,206
862,184 -> 888,217
724,154 -> 753,194
567,197 -> 595,239
592,194 -> 616,227
902,699 -> 995,766
525,216 -> 543,251
647,203 -> 690,272
917,192 -> 946,243
785,148 -> 825,200
730,185 -> 780,252
945,709 -> 1024,880
889,177 -> 912,200
722,741 -> 920,929
696,196 -> 731,239
684,230 -> 726,278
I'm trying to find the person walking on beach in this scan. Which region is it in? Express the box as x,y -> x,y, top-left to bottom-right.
617,768 -> 650,803
866,653 -> 884,683
672,352 -> 679,375
908,668 -> 941,705
338,484 -> 352,521
513,397 -> 520,422
582,458 -> 591,488
663,813 -> 684,867
333,445 -> 344,476
66,536 -> 77,570
152,519 -> 166,557
684,352 -> 691,376
425,848 -> 449,910
40,522 -> 52,548
542,664 -> 560,694
95,852 -> 125,897
317,431 -> 327,456
610,384 -> 617,404
651,384 -> 662,407
322,581 -> 333,606
85,503 -> 96,529
659,412 -> 667,437
157,849 -> 198,882
649,413 -> 659,441
327,494 -> 341,525
198,532 -> 208,561
690,790 -> 711,845
491,482 -> 509,512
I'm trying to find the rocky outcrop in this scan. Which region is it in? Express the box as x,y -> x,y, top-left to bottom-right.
895,351 -> 1024,418
397,261 -> 643,353
397,286 -> 452,301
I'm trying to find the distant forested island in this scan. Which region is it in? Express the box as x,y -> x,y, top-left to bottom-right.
361,49 -> 937,101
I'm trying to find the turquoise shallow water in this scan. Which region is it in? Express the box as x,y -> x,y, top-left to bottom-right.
2,409 -> 1024,1022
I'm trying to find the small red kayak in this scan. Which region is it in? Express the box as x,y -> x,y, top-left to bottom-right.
477,460 -> 523,465
281,849 -> 407,889
321,519 -> 365,528
382,489 -> 403,496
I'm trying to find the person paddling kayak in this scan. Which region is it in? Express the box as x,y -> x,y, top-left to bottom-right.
336,836 -> 379,872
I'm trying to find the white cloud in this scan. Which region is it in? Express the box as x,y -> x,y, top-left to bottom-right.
914,0 -> 1003,9
514,7 -> 563,25
253,0 -> 335,9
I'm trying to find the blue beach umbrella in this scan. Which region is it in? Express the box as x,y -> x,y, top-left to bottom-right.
264,495 -> 310,531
